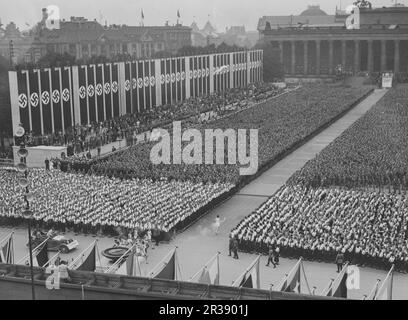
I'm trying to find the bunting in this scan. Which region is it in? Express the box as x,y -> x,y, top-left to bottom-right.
372,265 -> 394,300
0,233 -> 14,264
232,256 -> 261,289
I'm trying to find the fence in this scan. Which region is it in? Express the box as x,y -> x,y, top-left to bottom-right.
8,50 -> 263,136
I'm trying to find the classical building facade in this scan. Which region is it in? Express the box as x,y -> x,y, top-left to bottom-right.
258,5 -> 408,76
0,12 -> 192,65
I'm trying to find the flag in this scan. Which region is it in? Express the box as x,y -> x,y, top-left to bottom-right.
366,280 -> 380,300
151,249 -> 176,280
0,234 -> 14,264
276,258 -> 302,293
33,243 -> 49,267
375,265 -> 394,300
177,10 -> 181,18
76,245 -> 96,272
232,256 -> 260,289
116,250 -> 142,277
45,252 -> 60,267
197,254 -> 220,285
331,265 -> 348,298
141,9 -> 144,19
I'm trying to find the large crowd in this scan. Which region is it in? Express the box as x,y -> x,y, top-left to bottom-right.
23,83 -> 282,156
80,85 -> 373,184
231,185 -> 408,272
289,84 -> 408,191
0,168 -> 233,235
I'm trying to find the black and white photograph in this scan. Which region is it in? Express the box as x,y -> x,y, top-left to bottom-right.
0,0 -> 407,307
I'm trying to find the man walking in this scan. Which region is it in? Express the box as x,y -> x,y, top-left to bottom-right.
233,236 -> 239,259
228,234 -> 234,257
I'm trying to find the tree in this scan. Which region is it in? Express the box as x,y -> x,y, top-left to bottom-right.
253,41 -> 284,82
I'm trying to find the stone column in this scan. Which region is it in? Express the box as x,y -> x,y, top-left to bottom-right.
381,40 -> 387,71
341,40 -> 347,67
316,40 -> 321,76
291,41 -> 296,75
367,40 -> 373,72
328,40 -> 334,75
394,40 -> 400,73
279,41 -> 284,65
303,41 -> 308,75
354,40 -> 360,73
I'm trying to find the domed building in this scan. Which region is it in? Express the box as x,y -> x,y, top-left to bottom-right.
300,5 -> 328,16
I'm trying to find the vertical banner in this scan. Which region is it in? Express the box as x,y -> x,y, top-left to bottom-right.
166,59 -> 171,103
78,66 -> 89,125
9,71 -> 21,134
72,66 -> 81,126
40,69 -> 52,134
202,56 -> 207,95
124,62 -> 132,115
161,59 -> 166,105
193,56 -> 198,97
176,58 -> 181,102
209,54 -> 214,94
103,63 -> 112,120
96,64 -> 105,121
154,59 -> 161,107
131,61 -> 139,113
112,63 -> 120,118
17,71 -> 30,132
181,57 -> 186,100
29,70 -> 41,135
144,60 -> 150,110
150,60 -> 156,108
87,65 -> 96,123
189,57 -> 194,98
230,53 -> 234,88
51,68 -> 62,131
61,67 -> 73,130
170,59 -> 176,104
138,61 -> 145,112
118,62 -> 126,116
184,57 -> 190,100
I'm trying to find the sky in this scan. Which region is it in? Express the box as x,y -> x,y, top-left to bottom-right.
0,0 -> 400,31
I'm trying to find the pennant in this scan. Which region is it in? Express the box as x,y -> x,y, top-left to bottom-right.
33,242 -> 49,267
76,245 -> 96,272
177,10 -> 181,18
276,258 -> 302,293
150,249 -> 177,280
197,254 -> 220,285
375,265 -> 394,300
232,256 -> 260,289
0,234 -> 14,264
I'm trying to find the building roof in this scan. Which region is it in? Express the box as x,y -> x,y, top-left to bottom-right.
257,15 -> 341,30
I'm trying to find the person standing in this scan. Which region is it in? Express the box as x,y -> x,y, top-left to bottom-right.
45,158 -> 50,171
233,236 -> 239,259
266,245 -> 277,268
274,246 -> 280,265
228,234 -> 234,257
335,252 -> 344,273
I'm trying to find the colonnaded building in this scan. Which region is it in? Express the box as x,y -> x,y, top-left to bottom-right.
258,5 -> 408,77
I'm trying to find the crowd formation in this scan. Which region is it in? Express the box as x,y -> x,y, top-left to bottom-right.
289,84 -> 408,191
23,83 -> 282,156
0,168 -> 234,235
231,186 -> 408,272
81,85 -> 373,184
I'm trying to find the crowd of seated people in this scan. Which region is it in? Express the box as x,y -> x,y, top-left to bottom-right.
231,185 -> 408,272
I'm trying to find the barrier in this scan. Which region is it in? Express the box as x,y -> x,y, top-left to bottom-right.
0,263 -> 337,300
9,51 -> 263,136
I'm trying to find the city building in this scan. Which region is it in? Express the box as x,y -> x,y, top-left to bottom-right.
258,4 -> 408,77
0,9 -> 192,65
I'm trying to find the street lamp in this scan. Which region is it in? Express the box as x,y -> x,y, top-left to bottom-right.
15,124 -> 36,300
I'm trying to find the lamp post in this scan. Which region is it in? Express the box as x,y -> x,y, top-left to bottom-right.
15,124 -> 36,300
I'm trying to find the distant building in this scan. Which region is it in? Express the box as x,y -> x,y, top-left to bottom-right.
0,9 -> 192,64
190,20 -> 220,47
258,5 -> 408,76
